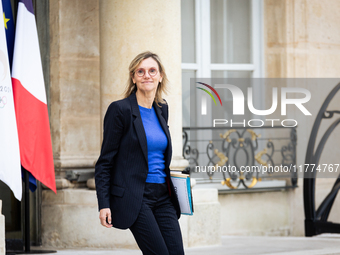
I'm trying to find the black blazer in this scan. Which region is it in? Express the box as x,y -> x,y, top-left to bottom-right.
95,92 -> 181,229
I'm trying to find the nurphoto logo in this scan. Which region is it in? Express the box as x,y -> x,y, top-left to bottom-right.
195,81 -> 312,128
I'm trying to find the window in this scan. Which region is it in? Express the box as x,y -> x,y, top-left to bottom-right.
181,1 -> 291,191
181,0 -> 264,127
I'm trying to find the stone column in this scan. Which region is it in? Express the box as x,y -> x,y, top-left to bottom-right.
50,0 -> 100,178
99,0 -> 188,171
0,200 -> 5,255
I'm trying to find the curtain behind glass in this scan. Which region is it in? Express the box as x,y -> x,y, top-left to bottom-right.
211,0 -> 251,64
181,0 -> 196,63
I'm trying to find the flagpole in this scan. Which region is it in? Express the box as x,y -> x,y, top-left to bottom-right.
14,169 -> 56,254
24,170 -> 30,253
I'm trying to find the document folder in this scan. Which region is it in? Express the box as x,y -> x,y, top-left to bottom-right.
170,172 -> 193,215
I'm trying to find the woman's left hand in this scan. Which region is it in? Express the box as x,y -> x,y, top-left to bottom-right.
99,208 -> 112,228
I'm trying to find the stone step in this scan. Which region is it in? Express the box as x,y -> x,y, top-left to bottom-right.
31,235 -> 340,255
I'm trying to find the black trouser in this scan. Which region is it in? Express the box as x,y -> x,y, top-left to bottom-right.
129,182 -> 185,255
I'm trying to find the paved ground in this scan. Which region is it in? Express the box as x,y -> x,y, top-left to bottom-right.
18,235 -> 340,255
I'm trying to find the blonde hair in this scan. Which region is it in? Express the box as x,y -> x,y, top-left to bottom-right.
124,51 -> 169,106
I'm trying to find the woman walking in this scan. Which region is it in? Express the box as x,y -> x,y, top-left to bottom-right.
95,51 -> 185,255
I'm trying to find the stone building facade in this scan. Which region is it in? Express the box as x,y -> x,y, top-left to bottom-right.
1,0 -> 340,252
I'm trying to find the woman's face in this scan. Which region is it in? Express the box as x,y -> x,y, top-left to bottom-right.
132,57 -> 163,94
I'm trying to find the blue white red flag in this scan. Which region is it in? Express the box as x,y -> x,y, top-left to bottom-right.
12,0 -> 56,193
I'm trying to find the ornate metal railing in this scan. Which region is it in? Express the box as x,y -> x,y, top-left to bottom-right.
183,126 -> 297,190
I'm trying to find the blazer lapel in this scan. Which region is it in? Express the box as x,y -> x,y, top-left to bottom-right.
153,102 -> 171,143
129,93 -> 148,165
153,102 -> 172,170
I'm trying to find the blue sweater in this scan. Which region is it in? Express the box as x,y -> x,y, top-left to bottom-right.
139,105 -> 168,183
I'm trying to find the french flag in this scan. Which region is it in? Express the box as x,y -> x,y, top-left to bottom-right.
12,0 -> 56,193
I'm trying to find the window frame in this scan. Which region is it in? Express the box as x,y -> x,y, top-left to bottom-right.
181,0 -> 264,78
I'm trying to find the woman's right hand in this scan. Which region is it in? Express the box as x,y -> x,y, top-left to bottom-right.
99,208 -> 112,228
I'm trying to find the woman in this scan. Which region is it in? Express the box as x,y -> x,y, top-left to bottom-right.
95,51 -> 185,255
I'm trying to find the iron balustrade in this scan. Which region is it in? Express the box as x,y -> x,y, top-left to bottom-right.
183,126 -> 297,191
